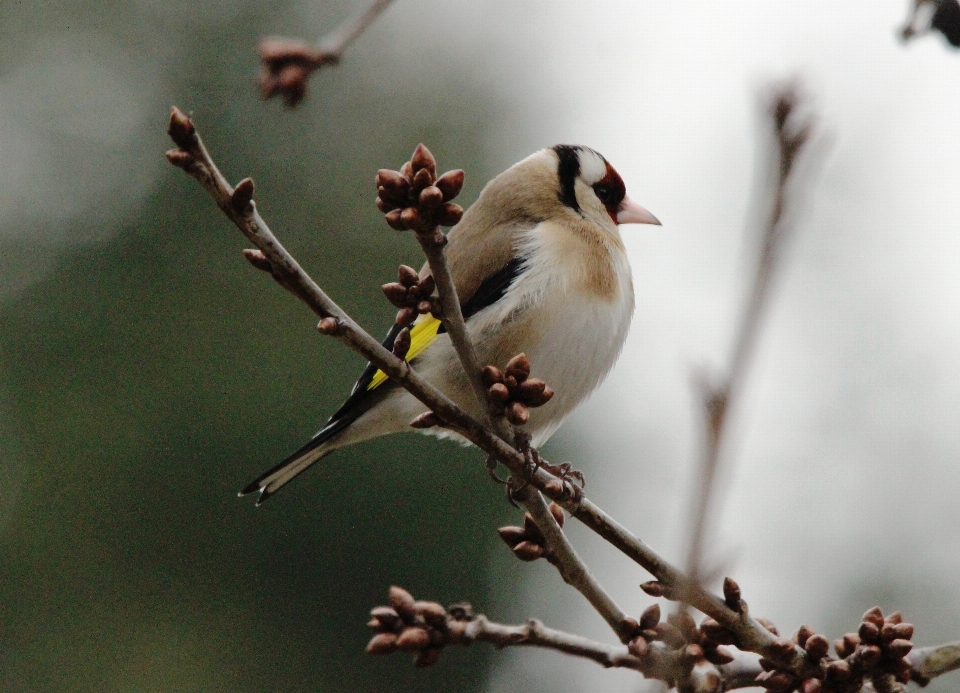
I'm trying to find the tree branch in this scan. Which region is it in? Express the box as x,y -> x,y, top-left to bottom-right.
908,640 -> 960,685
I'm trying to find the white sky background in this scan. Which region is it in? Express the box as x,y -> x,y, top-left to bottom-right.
472,2 -> 960,693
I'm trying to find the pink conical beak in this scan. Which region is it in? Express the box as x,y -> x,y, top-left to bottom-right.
617,195 -> 661,225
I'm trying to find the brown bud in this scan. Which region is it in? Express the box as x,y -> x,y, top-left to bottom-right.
275,65 -> 307,104
410,143 -> 437,176
670,612 -> 698,641
370,606 -> 402,631
895,669 -> 913,685
438,203 -> 464,226
482,365 -> 504,387
628,636 -> 649,658
415,601 -> 448,629
376,196 -> 398,213
859,621 -> 880,644
642,629 -> 659,641
804,634 -> 829,660
385,208 -> 406,230
723,577 -> 742,611
242,248 -> 272,272
505,401 -> 530,426
843,633 -> 860,654
396,626 -> 431,651
524,385 -> 554,408
488,382 -> 510,407
862,606 -> 885,629
389,586 -> 417,620
317,317 -> 339,335
795,625 -> 815,647
888,639 -> 913,658
414,648 -> 442,668
376,169 -> 410,196
231,177 -> 255,212
366,632 -> 398,654
392,328 -> 411,359
419,185 -> 444,210
517,377 -> 546,401
834,638 -> 851,659
512,540 -> 544,561
397,264 -> 420,287
505,353 -> 532,382
885,611 -> 903,625
435,169 -> 465,201
412,167 -> 434,194
800,678 -> 822,693
705,646 -> 735,665
859,644 -> 882,666
685,643 -> 704,660
756,618 -> 779,636
400,206 -> 421,230
825,659 -> 852,681
410,411 -> 442,429
543,479 -> 564,497
656,621 -> 686,649
770,637 -> 796,659
165,148 -> 193,169
638,604 -> 661,633
548,502 -> 565,527
640,581 -> 666,597
892,623 -> 914,641
497,525 -> 526,548
399,160 -> 413,180
396,306 -> 417,327
168,106 -> 195,148
763,671 -> 793,692
382,282 -> 409,307
522,513 -> 546,545
700,619 -> 735,646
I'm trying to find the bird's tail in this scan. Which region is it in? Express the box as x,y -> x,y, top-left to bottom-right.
239,415 -> 356,505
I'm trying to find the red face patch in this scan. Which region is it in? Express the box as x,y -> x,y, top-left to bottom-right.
592,163 -> 627,223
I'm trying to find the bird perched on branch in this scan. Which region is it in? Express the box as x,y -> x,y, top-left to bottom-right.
241,145 -> 660,504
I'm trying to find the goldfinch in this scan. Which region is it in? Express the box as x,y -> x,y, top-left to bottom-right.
241,145 -> 660,504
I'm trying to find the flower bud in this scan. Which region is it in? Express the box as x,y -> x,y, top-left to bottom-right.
243,248 -> 272,272
512,540 -> 544,561
412,167 -> 433,194
804,634 -> 829,660
385,209 -> 406,230
859,644 -> 882,666
382,282 -> 409,307
892,623 -> 914,641
419,185 -> 444,210
316,317 -> 339,335
392,328 -> 411,359
800,678 -> 821,693
366,632 -> 398,654
438,203 -> 463,226
795,625 -> 815,647
389,586 -> 417,620
168,106 -> 195,148
825,659 -> 851,682
628,636 -> 649,658
482,365 -> 504,387
410,143 -> 437,176
165,148 -> 193,169
415,601 -> 448,629
705,646 -> 735,665
862,606 -> 884,628
888,639 -> 913,658
640,581 -> 665,598
859,621 -> 880,644
723,578 -> 742,611
488,383 -> 510,406
497,525 -> 526,547
505,353 -> 532,382
435,169 -> 465,201
548,502 -> 565,527
370,606 -> 402,631
397,264 -> 420,286
396,306 -> 417,327
885,611 -> 903,625
410,412 -> 441,429
231,178 -> 255,212
505,401 -> 530,426
400,207 -> 421,229
397,626 -> 431,651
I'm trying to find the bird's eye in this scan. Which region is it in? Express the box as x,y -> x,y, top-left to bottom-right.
593,184 -> 614,204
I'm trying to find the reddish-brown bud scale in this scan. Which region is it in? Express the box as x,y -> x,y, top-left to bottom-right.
382,283 -> 409,307
385,209 -> 405,230
859,644 -> 882,666
512,541 -> 544,561
416,300 -> 432,314
640,581 -> 665,597
397,265 -> 419,287
482,365 -> 504,387
370,606 -> 402,631
392,328 -> 411,359
397,627 -> 431,651
723,577 -> 742,611
517,378 -> 547,401
885,611 -> 903,625
400,207 -> 421,229
231,177 -> 255,212
412,167 -> 434,194
505,353 -> 532,381
389,586 -> 417,620
800,678 -> 822,693
410,411 -> 441,429
165,148 -> 193,169
826,659 -> 852,682
396,306 -> 417,327
892,623 -> 914,640
656,622 -> 686,649
377,169 -> 409,195
670,612 -> 698,641
242,248 -> 272,272
410,143 -> 437,176
505,401 -> 530,426
168,106 -> 195,148
765,671 -> 793,692
804,634 -> 829,660
399,160 -> 413,179
366,632 -> 398,654
834,638 -> 850,658
543,479 -> 564,496
685,644 -> 704,660
706,646 -> 735,665
497,525 -> 526,548
843,633 -> 861,653
376,196 -> 397,213
862,607 -> 885,628
488,383 -> 510,406
414,648 -> 442,668
796,625 -> 815,647
628,636 -> 649,658
438,203 -> 463,226
419,186 -> 444,210
888,639 -> 913,658
620,617 -> 641,638
522,513 -> 546,544
548,502 -> 565,527
859,621 -> 880,644
435,169 -> 465,201
317,317 -> 339,335
414,601 -> 448,629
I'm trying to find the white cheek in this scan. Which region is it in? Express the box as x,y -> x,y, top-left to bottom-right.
577,149 -> 607,184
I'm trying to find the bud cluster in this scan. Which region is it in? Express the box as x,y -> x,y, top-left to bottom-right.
749,606 -> 916,693
497,503 -> 566,563
482,354 -> 555,426
365,586 -> 473,668
381,264 -> 438,328
620,605 -> 737,688
258,39 -> 339,107
376,144 -> 465,233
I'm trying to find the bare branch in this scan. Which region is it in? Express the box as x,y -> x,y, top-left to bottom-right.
908,640 -> 960,685
259,0 -> 396,106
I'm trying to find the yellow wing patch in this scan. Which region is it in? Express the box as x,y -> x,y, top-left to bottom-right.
367,315 -> 442,391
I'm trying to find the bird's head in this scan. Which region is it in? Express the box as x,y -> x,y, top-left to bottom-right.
550,144 -> 660,229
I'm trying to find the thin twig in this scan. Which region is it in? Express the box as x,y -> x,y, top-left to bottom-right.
908,640 -> 960,684
258,0 -> 396,106
683,86 -> 814,590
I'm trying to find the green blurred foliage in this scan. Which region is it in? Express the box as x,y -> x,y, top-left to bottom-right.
0,1 -> 521,691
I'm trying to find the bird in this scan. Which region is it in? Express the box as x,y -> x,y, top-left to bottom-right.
240,145 -> 661,504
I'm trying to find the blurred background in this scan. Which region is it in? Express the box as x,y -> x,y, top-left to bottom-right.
1,1 -> 959,692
